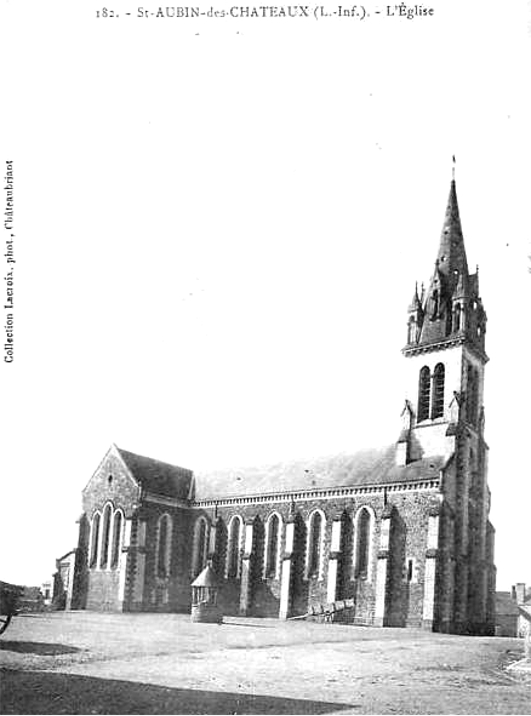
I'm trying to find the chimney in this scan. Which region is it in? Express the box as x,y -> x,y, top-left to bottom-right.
395,439 -> 409,467
515,583 -> 526,604
511,585 -> 517,601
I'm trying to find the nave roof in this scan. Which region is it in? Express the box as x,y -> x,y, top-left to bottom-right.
111,445 -> 446,503
193,446 -> 446,501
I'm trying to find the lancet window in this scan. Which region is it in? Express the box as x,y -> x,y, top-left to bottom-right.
431,363 -> 445,419
264,513 -> 281,579
110,510 -> 123,569
307,511 -> 324,578
226,516 -> 243,579
89,512 -> 101,568
354,508 -> 372,579
418,366 -> 431,421
156,514 -> 172,578
99,504 -> 112,569
192,517 -> 209,579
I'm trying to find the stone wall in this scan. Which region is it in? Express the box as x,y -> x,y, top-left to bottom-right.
72,444 -> 494,636
200,487 -> 438,624
82,449 -> 140,518
139,503 -> 195,613
86,570 -> 122,611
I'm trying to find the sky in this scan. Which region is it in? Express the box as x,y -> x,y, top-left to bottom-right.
1,0 -> 530,592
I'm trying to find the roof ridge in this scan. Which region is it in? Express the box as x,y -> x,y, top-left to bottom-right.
194,448 -> 446,501
117,446 -> 193,474
195,444 -> 395,476
115,446 -> 194,501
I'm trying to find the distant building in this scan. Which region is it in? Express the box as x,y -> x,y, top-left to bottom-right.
70,174 -> 496,635
495,583 -> 531,638
41,580 -> 52,607
52,550 -> 76,610
519,606 -> 531,650
495,592 -> 520,637
514,583 -> 531,639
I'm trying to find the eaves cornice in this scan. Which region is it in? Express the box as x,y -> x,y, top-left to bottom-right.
402,335 -> 489,363
193,478 -> 441,509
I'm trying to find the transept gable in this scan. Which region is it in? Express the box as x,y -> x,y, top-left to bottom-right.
82,444 -> 140,515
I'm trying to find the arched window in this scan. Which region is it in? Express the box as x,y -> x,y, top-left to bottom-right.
99,504 -> 112,569
407,317 -> 417,344
156,514 -> 172,578
89,512 -> 101,568
264,513 -> 281,579
445,305 -> 452,336
110,511 -> 123,569
226,516 -> 243,579
354,508 -> 371,579
307,511 -> 324,578
453,303 -> 461,332
474,371 -> 479,424
466,364 -> 473,422
418,366 -> 431,422
430,289 -> 439,319
337,511 -> 354,598
466,365 -> 479,425
431,363 -> 445,419
192,517 -> 208,578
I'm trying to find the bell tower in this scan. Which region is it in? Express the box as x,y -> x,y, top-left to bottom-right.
398,170 -> 488,465
397,166 -> 492,634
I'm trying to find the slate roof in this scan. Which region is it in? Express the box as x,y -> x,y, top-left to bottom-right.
117,447 -> 193,501
191,565 -> 218,588
56,549 -> 76,563
194,445 -> 446,501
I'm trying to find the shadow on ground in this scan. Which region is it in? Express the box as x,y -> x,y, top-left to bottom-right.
0,642 -> 82,656
0,670 -> 354,714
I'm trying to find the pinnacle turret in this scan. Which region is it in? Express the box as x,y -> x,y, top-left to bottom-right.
404,173 -> 487,358
408,282 -> 422,312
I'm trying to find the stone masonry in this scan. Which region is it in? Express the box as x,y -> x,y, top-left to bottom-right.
71,176 -> 496,635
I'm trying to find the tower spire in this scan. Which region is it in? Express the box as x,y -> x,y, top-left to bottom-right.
403,171 -> 486,356
435,171 -> 468,285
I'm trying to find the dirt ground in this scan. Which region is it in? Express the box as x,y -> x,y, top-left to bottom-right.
0,612 -> 530,714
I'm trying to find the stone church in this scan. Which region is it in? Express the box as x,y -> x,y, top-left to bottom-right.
70,176 -> 496,635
